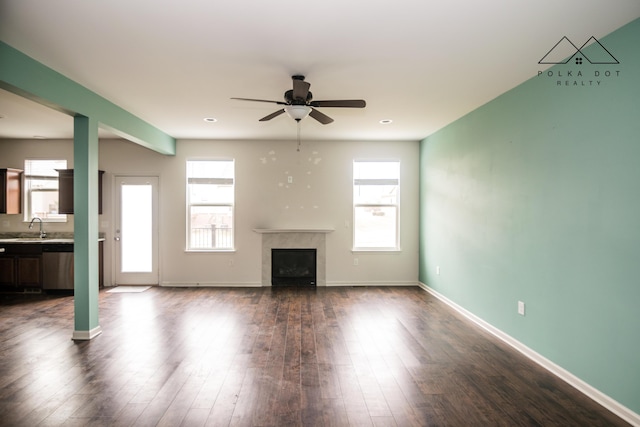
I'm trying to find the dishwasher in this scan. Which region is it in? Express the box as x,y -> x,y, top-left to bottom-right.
42,244 -> 74,290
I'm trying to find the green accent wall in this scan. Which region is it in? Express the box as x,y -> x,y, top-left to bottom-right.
419,18 -> 640,414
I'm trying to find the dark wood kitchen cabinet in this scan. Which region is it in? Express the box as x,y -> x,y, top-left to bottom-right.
0,241 -> 104,291
0,168 -> 22,214
58,169 -> 104,214
0,244 -> 42,290
17,256 -> 42,287
0,256 -> 16,287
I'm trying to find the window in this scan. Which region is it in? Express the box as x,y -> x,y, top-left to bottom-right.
24,159 -> 67,222
187,160 -> 234,250
353,160 -> 400,250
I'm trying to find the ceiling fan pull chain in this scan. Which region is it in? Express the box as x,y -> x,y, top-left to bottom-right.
297,121 -> 302,152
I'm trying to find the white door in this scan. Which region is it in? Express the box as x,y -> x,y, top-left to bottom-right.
114,176 -> 159,285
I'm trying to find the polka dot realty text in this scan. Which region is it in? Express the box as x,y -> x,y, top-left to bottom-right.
537,69 -> 621,86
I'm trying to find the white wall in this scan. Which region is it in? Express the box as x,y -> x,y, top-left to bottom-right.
1,137 -> 419,287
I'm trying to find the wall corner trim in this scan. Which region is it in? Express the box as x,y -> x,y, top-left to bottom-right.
417,282 -> 640,426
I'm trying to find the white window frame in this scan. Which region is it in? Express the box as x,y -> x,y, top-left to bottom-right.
353,160 -> 400,251
23,159 -> 67,223
186,159 -> 235,251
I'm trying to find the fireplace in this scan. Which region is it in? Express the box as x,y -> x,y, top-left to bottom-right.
255,229 -> 332,287
271,248 -> 317,286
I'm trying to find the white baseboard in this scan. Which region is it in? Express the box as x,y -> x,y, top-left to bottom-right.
72,326 -> 103,341
326,281 -> 419,287
161,281 -> 420,288
160,281 -> 262,288
418,282 -> 640,426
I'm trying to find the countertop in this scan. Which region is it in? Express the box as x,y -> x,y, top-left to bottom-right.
0,238 -> 76,244
0,233 -> 106,244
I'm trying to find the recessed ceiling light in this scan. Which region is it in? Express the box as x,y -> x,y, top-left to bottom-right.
379,119 -> 393,124
203,117 -> 217,123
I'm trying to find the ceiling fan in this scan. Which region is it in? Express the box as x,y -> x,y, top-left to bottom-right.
231,75 -> 366,124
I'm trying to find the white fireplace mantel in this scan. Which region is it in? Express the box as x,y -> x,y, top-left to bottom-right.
253,228 -> 334,234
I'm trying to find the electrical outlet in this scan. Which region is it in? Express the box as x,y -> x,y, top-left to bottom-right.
436,266 -> 440,275
353,258 -> 359,266
287,176 -> 293,183
518,301 -> 525,316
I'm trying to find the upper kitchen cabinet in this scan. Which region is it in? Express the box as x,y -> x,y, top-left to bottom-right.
58,169 -> 105,214
0,168 -> 22,214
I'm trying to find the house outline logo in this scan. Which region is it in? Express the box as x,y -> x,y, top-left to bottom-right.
538,36 -> 619,65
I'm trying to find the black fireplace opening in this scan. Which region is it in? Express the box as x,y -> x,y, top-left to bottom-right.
271,248 -> 317,286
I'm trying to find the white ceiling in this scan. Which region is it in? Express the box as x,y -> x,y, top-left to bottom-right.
1,0 -> 639,142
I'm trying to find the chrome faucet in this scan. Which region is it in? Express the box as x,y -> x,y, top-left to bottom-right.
28,217 -> 47,238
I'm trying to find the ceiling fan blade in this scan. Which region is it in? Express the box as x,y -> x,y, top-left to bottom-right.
231,97 -> 287,105
309,108 -> 334,125
310,99 -> 366,108
292,79 -> 310,101
259,109 -> 286,121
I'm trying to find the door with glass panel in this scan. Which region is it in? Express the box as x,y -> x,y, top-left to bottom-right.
114,176 -> 159,285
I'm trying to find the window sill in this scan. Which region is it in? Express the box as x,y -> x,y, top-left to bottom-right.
185,248 -> 236,253
351,248 -> 401,253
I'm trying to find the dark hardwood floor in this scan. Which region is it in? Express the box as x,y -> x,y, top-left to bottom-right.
0,286 -> 630,426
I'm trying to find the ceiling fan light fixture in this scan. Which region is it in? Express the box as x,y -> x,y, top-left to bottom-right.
284,105 -> 311,121
232,75 -> 365,125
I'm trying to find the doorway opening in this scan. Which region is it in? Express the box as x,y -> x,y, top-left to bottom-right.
114,176 -> 159,285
